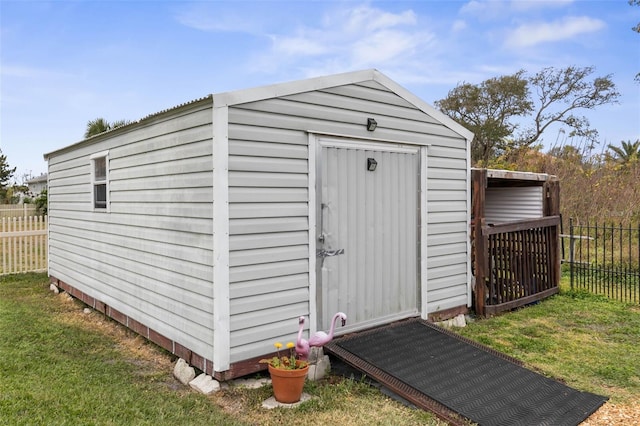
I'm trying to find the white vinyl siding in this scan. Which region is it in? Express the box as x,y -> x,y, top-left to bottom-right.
46,71 -> 471,374
426,143 -> 470,312
47,100 -> 215,358
226,81 -> 469,362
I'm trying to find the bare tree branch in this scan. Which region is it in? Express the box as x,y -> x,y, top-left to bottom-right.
518,66 -> 619,148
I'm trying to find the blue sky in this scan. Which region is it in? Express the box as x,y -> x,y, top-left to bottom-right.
1,0 -> 639,180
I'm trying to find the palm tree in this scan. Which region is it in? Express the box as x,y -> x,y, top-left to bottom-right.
84,118 -> 131,138
607,139 -> 640,165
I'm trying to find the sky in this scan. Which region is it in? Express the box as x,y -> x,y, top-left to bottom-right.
1,0 -> 639,181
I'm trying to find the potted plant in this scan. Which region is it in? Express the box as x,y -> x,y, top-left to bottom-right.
260,342 -> 309,403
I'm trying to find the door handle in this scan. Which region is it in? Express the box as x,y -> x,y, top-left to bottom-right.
316,248 -> 345,258
318,203 -> 328,243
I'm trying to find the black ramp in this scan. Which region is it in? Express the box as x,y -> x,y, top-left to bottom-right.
328,319 -> 607,426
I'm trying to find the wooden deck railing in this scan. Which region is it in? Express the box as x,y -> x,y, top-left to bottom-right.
1,216 -> 48,275
474,216 -> 561,316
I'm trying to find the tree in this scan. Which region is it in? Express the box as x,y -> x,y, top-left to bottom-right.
434,70 -> 532,165
519,66 -> 619,149
0,149 -> 17,202
84,118 -> 131,138
435,66 -> 620,165
607,139 -> 640,165
35,189 -> 48,215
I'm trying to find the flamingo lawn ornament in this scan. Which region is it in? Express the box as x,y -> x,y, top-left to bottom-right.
295,316 -> 310,360
308,312 -> 347,348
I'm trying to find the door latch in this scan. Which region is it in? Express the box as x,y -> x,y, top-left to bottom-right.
316,248 -> 345,258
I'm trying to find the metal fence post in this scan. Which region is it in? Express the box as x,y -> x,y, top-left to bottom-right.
569,217 -> 574,291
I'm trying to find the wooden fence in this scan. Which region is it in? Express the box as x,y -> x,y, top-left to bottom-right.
474,216 -> 561,316
0,204 -> 38,218
1,216 -> 48,275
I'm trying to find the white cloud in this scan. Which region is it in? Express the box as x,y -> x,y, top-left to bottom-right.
452,19 -> 467,32
1,64 -> 68,79
351,29 -> 432,67
506,16 -> 606,48
460,0 -> 574,18
175,2 -> 434,80
341,5 -> 417,33
509,0 -> 574,12
175,3 -> 265,34
459,0 -> 507,19
256,4 -> 434,75
271,34 -> 329,56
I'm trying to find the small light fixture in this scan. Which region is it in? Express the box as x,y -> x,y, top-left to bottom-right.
366,117 -> 377,131
367,157 -> 377,171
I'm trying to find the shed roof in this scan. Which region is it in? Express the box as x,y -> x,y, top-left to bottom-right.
26,173 -> 48,184
44,69 -> 473,160
212,69 -> 473,141
472,168 -> 558,188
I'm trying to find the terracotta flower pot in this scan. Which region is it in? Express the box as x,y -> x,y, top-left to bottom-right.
268,362 -> 309,403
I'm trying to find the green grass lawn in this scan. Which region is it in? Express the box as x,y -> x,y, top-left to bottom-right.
0,273 -> 244,426
0,273 -> 443,426
455,281 -> 640,405
2,273 -> 638,425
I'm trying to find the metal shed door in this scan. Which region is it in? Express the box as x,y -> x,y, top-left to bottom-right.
316,138 -> 420,333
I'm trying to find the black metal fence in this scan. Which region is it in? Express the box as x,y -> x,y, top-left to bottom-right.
567,219 -> 640,304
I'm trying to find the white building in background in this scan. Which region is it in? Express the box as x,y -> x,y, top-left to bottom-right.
26,173 -> 48,196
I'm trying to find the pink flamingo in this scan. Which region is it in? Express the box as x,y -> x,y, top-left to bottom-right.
295,316 -> 310,360
308,312 -> 347,348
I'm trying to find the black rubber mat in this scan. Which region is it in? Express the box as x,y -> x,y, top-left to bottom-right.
326,319 -> 607,426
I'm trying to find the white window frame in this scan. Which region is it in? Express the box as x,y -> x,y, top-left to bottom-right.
90,151 -> 110,212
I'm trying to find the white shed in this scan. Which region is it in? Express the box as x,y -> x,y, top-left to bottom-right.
44,69 -> 473,379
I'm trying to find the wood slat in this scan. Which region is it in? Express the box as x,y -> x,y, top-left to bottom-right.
1,216 -> 48,275
480,219 -> 560,314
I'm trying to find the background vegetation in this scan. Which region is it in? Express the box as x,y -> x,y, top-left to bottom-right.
488,145 -> 639,225
434,59 -> 638,225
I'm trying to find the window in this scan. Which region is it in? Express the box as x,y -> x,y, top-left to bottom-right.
91,151 -> 109,210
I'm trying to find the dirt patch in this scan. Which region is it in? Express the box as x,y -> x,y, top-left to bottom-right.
54,292 -> 179,390
214,389 -> 254,416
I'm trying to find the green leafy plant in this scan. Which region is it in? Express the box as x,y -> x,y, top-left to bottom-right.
259,342 -> 308,370
34,188 -> 47,215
